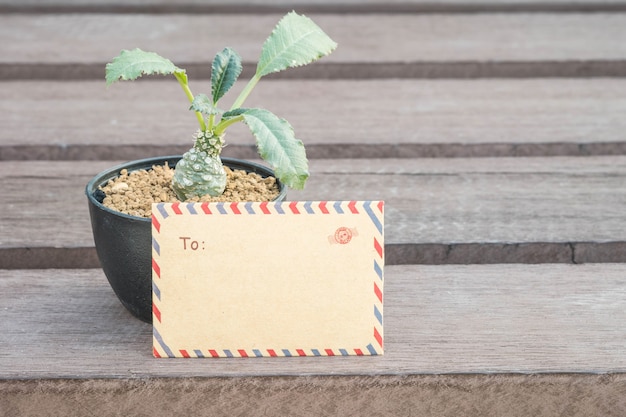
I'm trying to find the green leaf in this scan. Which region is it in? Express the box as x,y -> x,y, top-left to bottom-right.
211,48 -> 243,104
105,48 -> 185,85
256,11 -> 337,77
190,94 -> 222,116
223,108 -> 309,189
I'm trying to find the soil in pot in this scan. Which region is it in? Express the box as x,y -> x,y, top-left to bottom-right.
99,162 -> 280,218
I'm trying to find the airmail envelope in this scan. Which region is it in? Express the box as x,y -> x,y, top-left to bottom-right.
151,201 -> 384,358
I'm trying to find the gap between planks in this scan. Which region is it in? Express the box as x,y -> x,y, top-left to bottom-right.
3,1 -> 626,14
4,60 -> 626,81
2,242 -> 626,269
4,142 -> 626,161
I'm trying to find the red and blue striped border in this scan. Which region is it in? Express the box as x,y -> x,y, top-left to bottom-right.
152,201 -> 384,358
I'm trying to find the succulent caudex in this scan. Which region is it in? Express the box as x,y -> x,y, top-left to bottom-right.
105,12 -> 337,200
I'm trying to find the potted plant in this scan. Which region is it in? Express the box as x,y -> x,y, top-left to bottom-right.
86,12 -> 337,322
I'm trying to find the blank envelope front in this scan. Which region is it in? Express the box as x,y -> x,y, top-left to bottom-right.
152,201 -> 384,358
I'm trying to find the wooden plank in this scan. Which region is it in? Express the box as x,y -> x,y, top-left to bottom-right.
290,157 -> 626,264
1,14 -> 626,79
2,79 -> 626,159
1,264 -> 625,379
5,375 -> 626,417
0,13 -> 622,62
1,157 -> 626,266
1,375 -> 626,417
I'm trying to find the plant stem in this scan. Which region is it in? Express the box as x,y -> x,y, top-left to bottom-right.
174,72 -> 206,131
215,115 -> 245,136
230,74 -> 261,110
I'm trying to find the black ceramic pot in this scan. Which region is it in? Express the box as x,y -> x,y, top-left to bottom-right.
86,156 -> 287,322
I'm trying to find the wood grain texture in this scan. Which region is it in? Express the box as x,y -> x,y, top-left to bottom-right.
1,264 -> 625,379
1,13 -> 626,65
1,157 -> 626,265
1,0 -> 625,411
2,79 -> 626,158
1,374 -> 626,417
292,157 -> 626,260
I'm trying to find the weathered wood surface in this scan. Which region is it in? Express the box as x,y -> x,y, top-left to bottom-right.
2,374 -> 624,417
1,1 -> 626,411
0,13 -> 621,63
2,264 -> 625,379
2,13 -> 626,79
3,79 -> 626,160
2,157 -> 626,267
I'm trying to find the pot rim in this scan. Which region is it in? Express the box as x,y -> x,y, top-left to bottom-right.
85,155 -> 286,223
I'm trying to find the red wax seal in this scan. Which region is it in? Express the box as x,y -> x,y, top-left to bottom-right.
334,227 -> 352,244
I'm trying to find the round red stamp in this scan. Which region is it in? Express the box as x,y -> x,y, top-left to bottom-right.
334,227 -> 353,244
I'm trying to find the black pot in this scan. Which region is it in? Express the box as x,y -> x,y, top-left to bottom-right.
86,156 -> 287,322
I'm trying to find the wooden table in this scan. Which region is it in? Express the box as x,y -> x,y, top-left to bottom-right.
1,1 -> 626,415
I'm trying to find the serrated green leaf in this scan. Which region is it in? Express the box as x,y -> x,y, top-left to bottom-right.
190,94 -> 223,116
223,108 -> 309,189
256,11 -> 337,77
211,48 -> 243,104
105,48 -> 185,85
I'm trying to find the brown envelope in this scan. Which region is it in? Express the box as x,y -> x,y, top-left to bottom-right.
152,201 -> 384,358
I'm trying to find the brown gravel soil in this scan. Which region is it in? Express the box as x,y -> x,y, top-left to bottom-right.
100,162 -> 280,218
